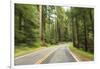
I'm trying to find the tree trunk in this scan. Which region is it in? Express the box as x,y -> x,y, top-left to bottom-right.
75,17 -> 79,48
71,17 -> 76,47
39,5 -> 45,46
57,20 -> 61,42
83,15 -> 88,51
89,9 -> 94,35
19,13 -> 22,30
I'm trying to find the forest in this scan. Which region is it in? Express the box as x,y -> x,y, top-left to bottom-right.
14,4 -> 94,58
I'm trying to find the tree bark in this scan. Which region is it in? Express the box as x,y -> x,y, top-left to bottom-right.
83,15 -> 88,51
75,17 -> 80,48
39,5 -> 45,46
19,13 -> 22,30
71,17 -> 76,47
89,9 -> 94,34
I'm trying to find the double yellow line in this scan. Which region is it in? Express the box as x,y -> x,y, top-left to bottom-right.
35,47 -> 58,64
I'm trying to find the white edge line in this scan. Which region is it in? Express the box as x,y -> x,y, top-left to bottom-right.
67,46 -> 80,62
15,47 -> 47,60
15,47 -> 56,60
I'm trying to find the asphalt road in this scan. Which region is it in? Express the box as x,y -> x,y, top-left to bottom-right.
15,43 -> 76,65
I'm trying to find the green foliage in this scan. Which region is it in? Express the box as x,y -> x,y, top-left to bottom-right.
15,4 -> 94,56
69,7 -> 94,53
15,4 -> 39,46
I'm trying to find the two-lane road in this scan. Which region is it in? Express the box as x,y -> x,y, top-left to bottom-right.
15,43 -> 77,65
42,44 -> 76,64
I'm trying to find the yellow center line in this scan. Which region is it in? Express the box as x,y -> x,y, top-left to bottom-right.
35,47 -> 58,64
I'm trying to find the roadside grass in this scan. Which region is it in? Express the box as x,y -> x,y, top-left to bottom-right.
15,46 -> 46,57
15,42 -> 46,57
68,43 -> 94,61
15,42 -> 57,58
15,47 -> 46,57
